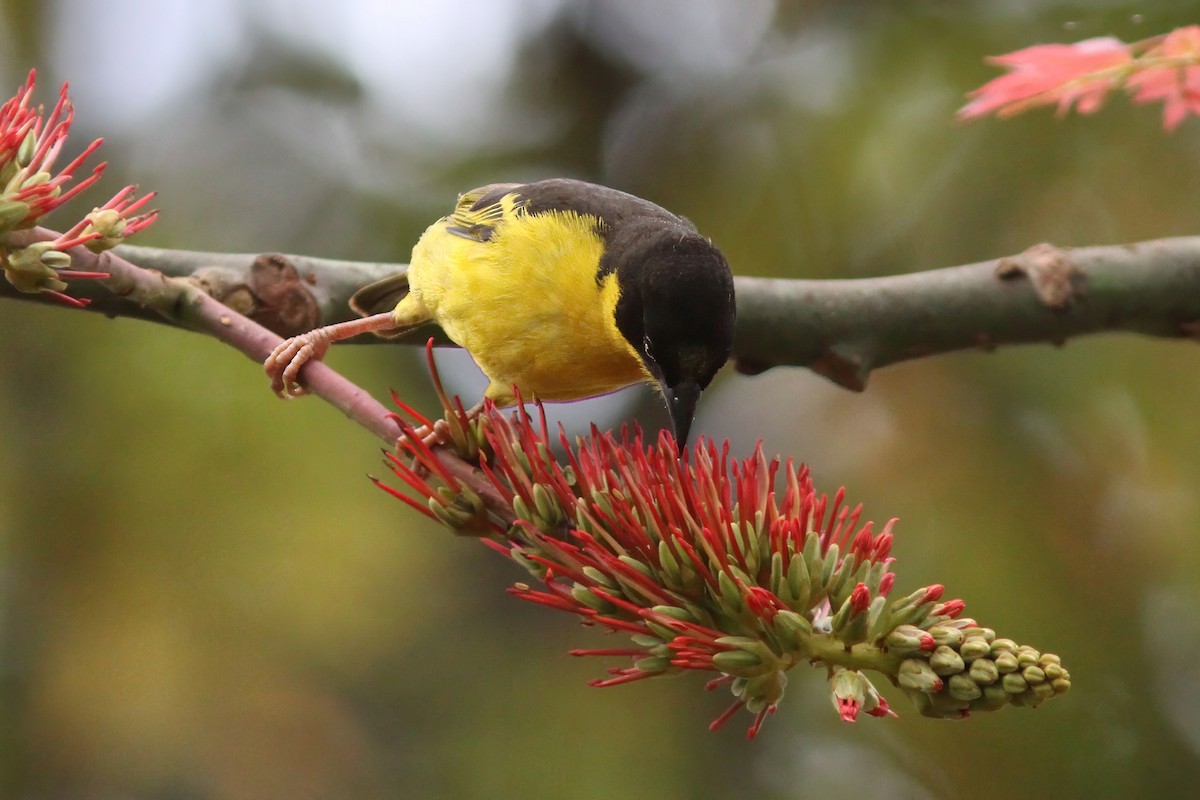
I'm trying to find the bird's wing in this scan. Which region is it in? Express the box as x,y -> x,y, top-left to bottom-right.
444,183 -> 525,243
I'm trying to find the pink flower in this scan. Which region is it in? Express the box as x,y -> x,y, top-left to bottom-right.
960,26 -> 1200,131
1127,26 -> 1200,131
959,37 -> 1132,120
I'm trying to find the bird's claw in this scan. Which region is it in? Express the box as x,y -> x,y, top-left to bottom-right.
402,418 -> 452,450
265,330 -> 331,399
399,419 -> 455,479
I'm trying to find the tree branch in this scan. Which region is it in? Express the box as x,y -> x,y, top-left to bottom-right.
1,228 -> 510,516
5,230 -> 1200,391
734,239 -> 1200,388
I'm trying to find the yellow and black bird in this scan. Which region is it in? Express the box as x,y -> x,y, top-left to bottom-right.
265,178 -> 736,445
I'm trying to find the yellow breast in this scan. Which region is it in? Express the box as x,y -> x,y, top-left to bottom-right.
407,205 -> 649,404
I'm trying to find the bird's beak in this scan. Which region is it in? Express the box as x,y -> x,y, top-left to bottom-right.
662,379 -> 700,447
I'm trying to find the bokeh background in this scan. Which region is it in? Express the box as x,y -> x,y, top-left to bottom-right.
2,1 -> 1199,797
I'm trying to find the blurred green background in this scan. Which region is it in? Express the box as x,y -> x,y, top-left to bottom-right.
2,1 -> 1200,797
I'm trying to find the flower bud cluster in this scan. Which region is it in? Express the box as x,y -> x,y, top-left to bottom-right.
0,71 -> 156,307
885,620 -> 1071,718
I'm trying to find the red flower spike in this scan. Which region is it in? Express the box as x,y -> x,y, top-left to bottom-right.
0,71 -> 158,306
372,354 -> 1071,736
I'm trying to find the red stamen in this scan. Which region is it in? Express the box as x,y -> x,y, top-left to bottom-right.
708,700 -> 745,732
368,475 -> 436,519
746,706 -> 774,739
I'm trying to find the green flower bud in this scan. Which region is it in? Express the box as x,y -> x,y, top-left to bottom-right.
929,624 -> 965,648
898,658 -> 943,694
1042,661 -> 1065,681
1001,672 -> 1029,695
705,647 -> 763,681
581,566 -> 617,589
963,626 -> 996,644
976,683 -> 1012,711
819,543 -> 839,590
960,637 -> 992,662
41,249 -> 71,268
742,670 -> 788,710
1011,682 -> 1056,708
20,170 -> 50,189
507,547 -> 545,579
1016,645 -> 1041,668
833,608 -> 870,648
532,483 -> 563,528
825,555 -> 859,608
788,552 -> 812,611
1022,665 -> 1047,685
651,604 -> 698,623
431,486 -> 488,534
948,673 -> 982,702
930,645 -> 965,677
772,609 -> 813,651
429,497 -> 471,528
829,592 -> 858,635
908,688 -> 970,719
990,638 -> 1018,656
16,128 -> 36,167
994,651 -> 1020,674
570,583 -> 610,612
1031,681 -> 1057,701
803,531 -> 824,596
617,554 -> 656,580
769,550 -> 784,599
511,494 -> 532,521
0,199 -> 30,233
634,655 -> 671,674
969,657 -> 1000,686
716,569 -> 745,616
644,619 -> 679,642
3,242 -> 68,293
884,624 -> 935,657
881,585 -> 943,630
732,521 -> 761,576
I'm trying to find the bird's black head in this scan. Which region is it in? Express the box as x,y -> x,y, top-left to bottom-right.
612,231 -> 736,446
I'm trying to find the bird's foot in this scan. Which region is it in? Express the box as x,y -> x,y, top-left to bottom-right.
400,419 -> 456,479
265,328 -> 333,398
402,418 -> 453,450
